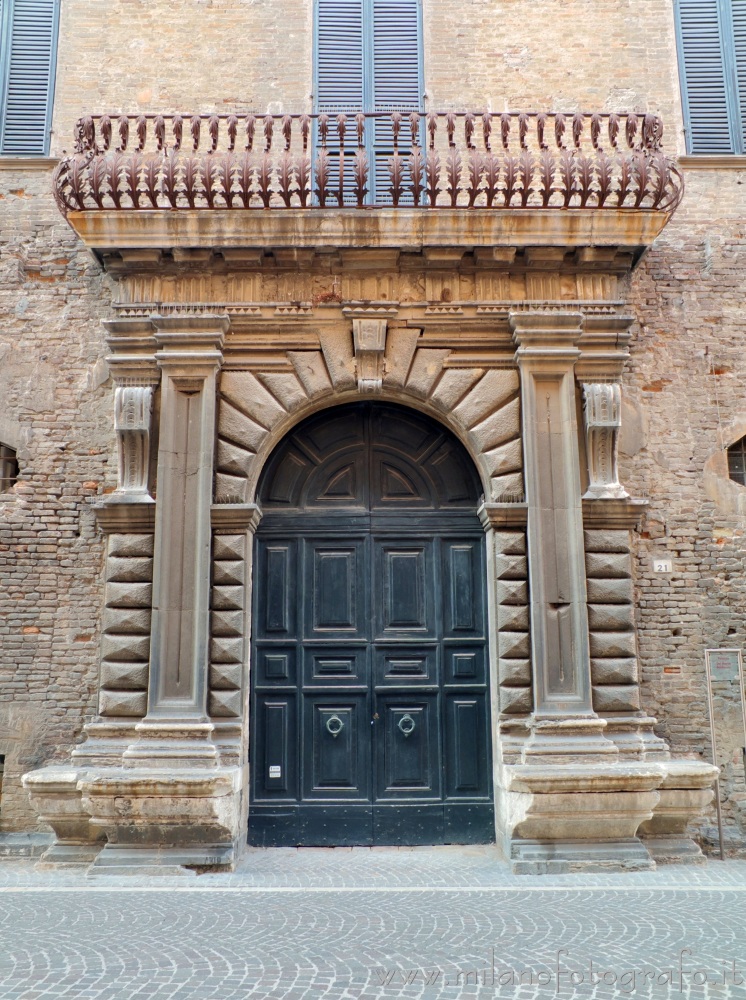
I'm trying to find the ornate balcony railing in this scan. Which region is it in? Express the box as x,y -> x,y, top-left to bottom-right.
53,110 -> 683,215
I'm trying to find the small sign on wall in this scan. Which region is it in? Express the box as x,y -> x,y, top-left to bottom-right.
652,557 -> 673,573
268,765 -> 282,779
706,648 -> 742,683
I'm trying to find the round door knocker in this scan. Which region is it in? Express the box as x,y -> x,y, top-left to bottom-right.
326,714 -> 345,738
398,713 -> 416,738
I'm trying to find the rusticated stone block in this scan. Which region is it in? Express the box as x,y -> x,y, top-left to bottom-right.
454,369 -> 519,428
102,607 -> 151,635
100,661 -> 149,690
208,689 -> 243,718
106,557 -> 153,583
585,578 -> 632,604
585,552 -> 632,579
495,532 -> 526,556
215,472 -> 248,503
499,686 -> 533,714
217,437 -> 254,477
583,530 -> 630,554
104,582 -> 153,608
496,580 -> 528,606
213,535 -> 245,561
211,586 -> 244,611
209,662 -> 242,691
589,631 -> 637,658
219,400 -> 268,453
100,635 -> 151,662
591,657 -> 639,685
499,631 -> 531,659
211,610 -> 244,637
592,685 -> 641,712
587,603 -> 635,631
212,560 -> 245,586
99,690 -> 148,718
108,534 -> 154,558
498,603 -> 529,631
494,553 -> 528,580
210,637 -> 244,664
499,658 -> 531,686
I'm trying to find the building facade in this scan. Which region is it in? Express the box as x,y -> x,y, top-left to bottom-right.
1,0 -> 744,873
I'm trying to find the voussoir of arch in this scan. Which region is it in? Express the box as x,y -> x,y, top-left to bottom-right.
215,334 -> 524,506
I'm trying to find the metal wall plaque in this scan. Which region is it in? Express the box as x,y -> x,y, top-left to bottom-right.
706,648 -> 742,683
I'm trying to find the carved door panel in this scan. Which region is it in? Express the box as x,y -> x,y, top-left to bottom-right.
249,403 -> 493,847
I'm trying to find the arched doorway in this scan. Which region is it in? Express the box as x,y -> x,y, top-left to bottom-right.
248,402 -> 494,846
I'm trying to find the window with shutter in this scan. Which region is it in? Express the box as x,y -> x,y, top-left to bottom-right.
675,0 -> 746,153
314,0 -> 423,203
0,0 -> 60,156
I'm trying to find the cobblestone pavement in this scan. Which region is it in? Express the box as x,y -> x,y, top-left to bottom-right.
0,849 -> 745,999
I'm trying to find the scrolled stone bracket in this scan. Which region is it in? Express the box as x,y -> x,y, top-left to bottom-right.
580,380 -> 629,500
352,317 -> 388,393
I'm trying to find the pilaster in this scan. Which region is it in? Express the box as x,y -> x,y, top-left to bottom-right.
510,311 -> 616,762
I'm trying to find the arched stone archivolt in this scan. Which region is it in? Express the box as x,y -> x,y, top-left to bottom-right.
215,330 -> 523,505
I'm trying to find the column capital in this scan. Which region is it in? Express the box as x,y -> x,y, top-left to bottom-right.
152,314 -> 229,373
103,318 -> 159,385
510,311 -> 584,367
576,314 -> 635,381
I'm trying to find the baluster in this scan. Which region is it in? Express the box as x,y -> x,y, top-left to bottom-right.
337,114 -> 347,206
227,115 -> 238,152
518,113 -> 529,150
154,115 -> 165,152
100,115 -> 112,151
245,115 -> 256,152
537,113 -> 548,150
264,115 -> 274,152
172,115 -> 183,152
118,116 -> 129,152
190,115 -> 201,152
208,115 -> 220,153
500,113 -> 510,150
135,115 -> 147,153
482,112 -> 492,152
282,115 -> 292,151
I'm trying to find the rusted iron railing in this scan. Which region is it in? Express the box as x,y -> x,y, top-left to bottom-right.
53,110 -> 683,214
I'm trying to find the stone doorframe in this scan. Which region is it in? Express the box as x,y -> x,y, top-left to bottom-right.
23,305 -> 716,874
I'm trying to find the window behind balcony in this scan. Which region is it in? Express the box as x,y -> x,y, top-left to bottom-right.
315,0 -> 423,203
0,0 -> 60,155
674,0 -> 746,154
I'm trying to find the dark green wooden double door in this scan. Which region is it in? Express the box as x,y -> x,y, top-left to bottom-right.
248,403 -> 494,846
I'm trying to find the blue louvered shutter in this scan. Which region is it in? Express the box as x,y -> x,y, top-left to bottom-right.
315,0 -> 365,204
371,0 -> 422,203
676,0 -> 744,155
732,0 -> 746,149
0,0 -> 59,155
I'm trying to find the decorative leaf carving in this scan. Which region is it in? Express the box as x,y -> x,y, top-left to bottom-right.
596,150 -> 613,207
69,155 -> 90,210
135,115 -> 147,152
125,152 -> 143,208
106,151 -> 124,209
118,116 -> 129,152
409,112 -> 420,148
427,113 -> 437,149
314,147 -> 330,206
202,155 -> 218,209
318,113 -> 329,147
154,115 -> 165,152
300,114 -> 311,152
518,113 -> 529,150
235,153 -> 253,208
257,151 -> 273,207
446,146 -> 462,206
626,113 -> 638,149
482,112 -> 492,152
467,150 -> 482,207
388,150 -> 403,207
518,148 -> 534,207
608,114 -> 620,149
354,149 -> 369,206
190,115 -> 201,152
409,147 -> 424,206
208,115 -> 220,152
282,115 -> 292,151
172,115 -> 183,151
263,115 -> 274,152
500,113 -> 510,150
503,154 -> 518,206
617,154 -> 632,206
554,113 -> 566,149
465,112 -> 475,150
536,113 -> 548,150
100,116 -> 112,151
161,152 -> 180,208
143,156 -> 161,208
590,114 -> 602,150
356,113 -> 365,148
558,149 -> 575,207
182,155 -> 200,208
245,115 -> 256,152
538,149 -> 555,207
221,152 -> 235,208
572,113 -> 584,149
576,153 -> 594,207
88,156 -> 107,209
295,153 -> 311,207
446,112 -> 456,148
425,151 -> 441,206
278,149 -> 294,207
391,111 -> 402,149
482,153 -> 500,207
227,115 -> 238,152
632,150 -> 650,207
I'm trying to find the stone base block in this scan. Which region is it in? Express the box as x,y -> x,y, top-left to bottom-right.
36,843 -> 103,868
642,835 -> 706,865
79,766 -> 241,870
0,833 -> 53,859
638,759 -> 718,863
511,837 -> 655,874
21,767 -> 105,857
87,844 -> 235,877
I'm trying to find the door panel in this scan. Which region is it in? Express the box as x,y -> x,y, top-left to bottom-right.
249,403 -> 494,847
303,696 -> 370,799
375,696 -> 440,798
375,538 -> 435,638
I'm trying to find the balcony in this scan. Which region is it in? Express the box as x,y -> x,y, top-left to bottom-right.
52,110 -> 683,263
